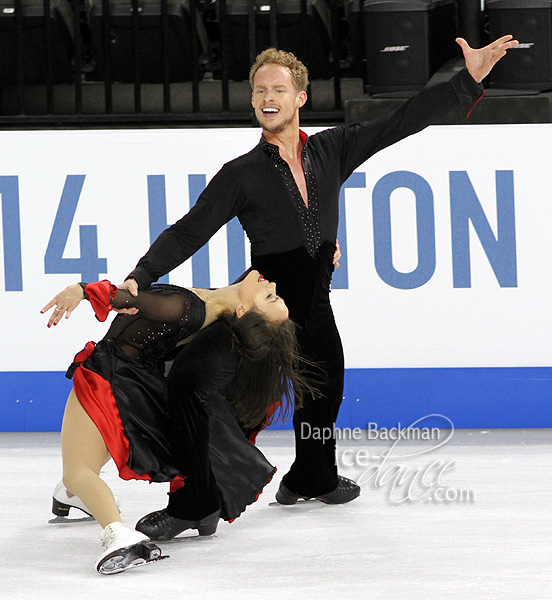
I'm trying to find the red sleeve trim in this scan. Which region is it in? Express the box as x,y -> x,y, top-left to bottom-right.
84,280 -> 118,322
466,90 -> 486,119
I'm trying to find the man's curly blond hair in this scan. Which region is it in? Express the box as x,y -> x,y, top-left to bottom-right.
249,48 -> 309,92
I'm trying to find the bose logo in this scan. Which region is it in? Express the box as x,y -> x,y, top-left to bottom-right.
512,43 -> 534,49
380,46 -> 410,53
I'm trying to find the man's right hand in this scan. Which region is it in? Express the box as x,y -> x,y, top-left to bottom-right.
115,278 -> 139,314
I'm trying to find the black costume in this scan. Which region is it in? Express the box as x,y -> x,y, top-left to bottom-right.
128,69 -> 484,498
67,281 -> 275,521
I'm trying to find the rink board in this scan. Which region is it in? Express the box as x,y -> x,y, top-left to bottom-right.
0,367 -> 551,432
1,125 -> 552,431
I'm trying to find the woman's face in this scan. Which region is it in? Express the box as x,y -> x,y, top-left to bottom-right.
237,270 -> 289,322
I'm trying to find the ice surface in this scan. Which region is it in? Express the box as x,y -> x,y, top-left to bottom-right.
0,429 -> 550,599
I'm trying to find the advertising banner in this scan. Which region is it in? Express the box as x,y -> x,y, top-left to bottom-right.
1,125 -> 550,430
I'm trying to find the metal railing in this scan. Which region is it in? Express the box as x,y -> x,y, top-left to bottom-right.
0,0 -> 358,127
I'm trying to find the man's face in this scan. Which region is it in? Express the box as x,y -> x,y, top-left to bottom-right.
251,63 -> 307,134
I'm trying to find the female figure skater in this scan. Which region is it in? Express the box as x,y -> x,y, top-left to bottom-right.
41,272 -> 307,575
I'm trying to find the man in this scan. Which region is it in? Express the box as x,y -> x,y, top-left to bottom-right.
122,35 -> 517,539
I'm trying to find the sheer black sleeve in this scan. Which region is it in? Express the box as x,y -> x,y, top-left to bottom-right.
111,288 -> 198,323
82,281 -> 206,363
82,280 -> 201,324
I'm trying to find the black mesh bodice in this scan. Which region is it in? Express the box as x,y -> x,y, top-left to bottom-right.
101,284 -> 206,363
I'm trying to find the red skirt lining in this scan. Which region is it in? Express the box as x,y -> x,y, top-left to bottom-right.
72,364 -> 152,482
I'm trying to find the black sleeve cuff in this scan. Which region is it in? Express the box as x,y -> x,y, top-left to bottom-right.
450,68 -> 485,117
79,282 -> 88,300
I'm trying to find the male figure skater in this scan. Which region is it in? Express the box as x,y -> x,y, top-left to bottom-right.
121,35 -> 517,540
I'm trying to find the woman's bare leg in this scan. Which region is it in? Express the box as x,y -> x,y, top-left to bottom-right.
61,389 -> 121,528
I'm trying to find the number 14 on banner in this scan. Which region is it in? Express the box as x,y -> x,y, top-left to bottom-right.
1,175 -> 107,292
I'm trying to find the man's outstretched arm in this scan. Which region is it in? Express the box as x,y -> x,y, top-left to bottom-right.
333,34 -> 518,181
119,162 -> 244,299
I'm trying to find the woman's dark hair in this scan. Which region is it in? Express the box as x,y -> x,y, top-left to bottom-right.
219,310 -> 314,429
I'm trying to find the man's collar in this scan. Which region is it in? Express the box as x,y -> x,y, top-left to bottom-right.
260,130 -> 308,158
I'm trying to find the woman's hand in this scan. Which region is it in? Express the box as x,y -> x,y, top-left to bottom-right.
41,283 -> 84,328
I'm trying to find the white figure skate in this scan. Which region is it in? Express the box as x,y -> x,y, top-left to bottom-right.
96,522 -> 166,575
50,480 -> 121,523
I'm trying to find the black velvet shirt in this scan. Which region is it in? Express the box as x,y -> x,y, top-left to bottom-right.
128,68 -> 484,292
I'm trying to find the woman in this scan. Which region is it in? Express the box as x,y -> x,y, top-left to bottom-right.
41,272 -> 307,575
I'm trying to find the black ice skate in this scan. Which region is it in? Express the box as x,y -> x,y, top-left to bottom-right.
276,476 -> 361,505
135,508 -> 220,541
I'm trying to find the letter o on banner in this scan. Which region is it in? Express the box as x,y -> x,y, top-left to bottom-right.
372,170 -> 436,289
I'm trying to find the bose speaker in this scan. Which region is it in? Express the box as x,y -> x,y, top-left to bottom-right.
487,0 -> 552,91
346,0 -> 457,93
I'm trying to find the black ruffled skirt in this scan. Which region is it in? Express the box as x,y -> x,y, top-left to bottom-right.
68,339 -> 275,521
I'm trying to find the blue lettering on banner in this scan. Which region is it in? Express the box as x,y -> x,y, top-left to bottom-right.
1,168 -> 516,292
372,171 -> 436,289
44,175 -> 108,282
188,174 -> 210,288
450,170 -> 517,288
334,173 -> 364,289
227,217 -> 247,283
0,176 -> 23,291
147,175 -> 170,284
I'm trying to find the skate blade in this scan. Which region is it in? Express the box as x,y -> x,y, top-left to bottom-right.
97,542 -> 168,575
48,515 -> 95,524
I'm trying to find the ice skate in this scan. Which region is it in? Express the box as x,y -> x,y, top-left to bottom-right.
136,508 -> 220,541
50,480 -> 121,523
276,476 -> 360,505
96,521 -> 166,575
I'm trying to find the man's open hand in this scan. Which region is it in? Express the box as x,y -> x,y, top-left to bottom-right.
457,35 -> 518,84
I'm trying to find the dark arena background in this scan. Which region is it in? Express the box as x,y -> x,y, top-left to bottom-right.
1,1 -> 551,597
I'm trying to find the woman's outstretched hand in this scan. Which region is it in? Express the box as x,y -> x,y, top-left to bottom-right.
41,283 -> 84,328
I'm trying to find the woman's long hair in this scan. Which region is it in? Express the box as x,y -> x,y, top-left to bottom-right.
219,311 -> 315,429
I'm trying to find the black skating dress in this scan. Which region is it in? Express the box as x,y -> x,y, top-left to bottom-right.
66,280 -> 275,521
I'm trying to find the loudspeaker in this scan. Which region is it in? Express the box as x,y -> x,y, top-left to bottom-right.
0,0 -> 74,86
346,0 -> 458,93
87,0 -> 208,83
220,0 -> 332,81
487,0 -> 552,91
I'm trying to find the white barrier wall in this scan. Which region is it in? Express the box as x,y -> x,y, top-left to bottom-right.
1,125 -> 551,430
